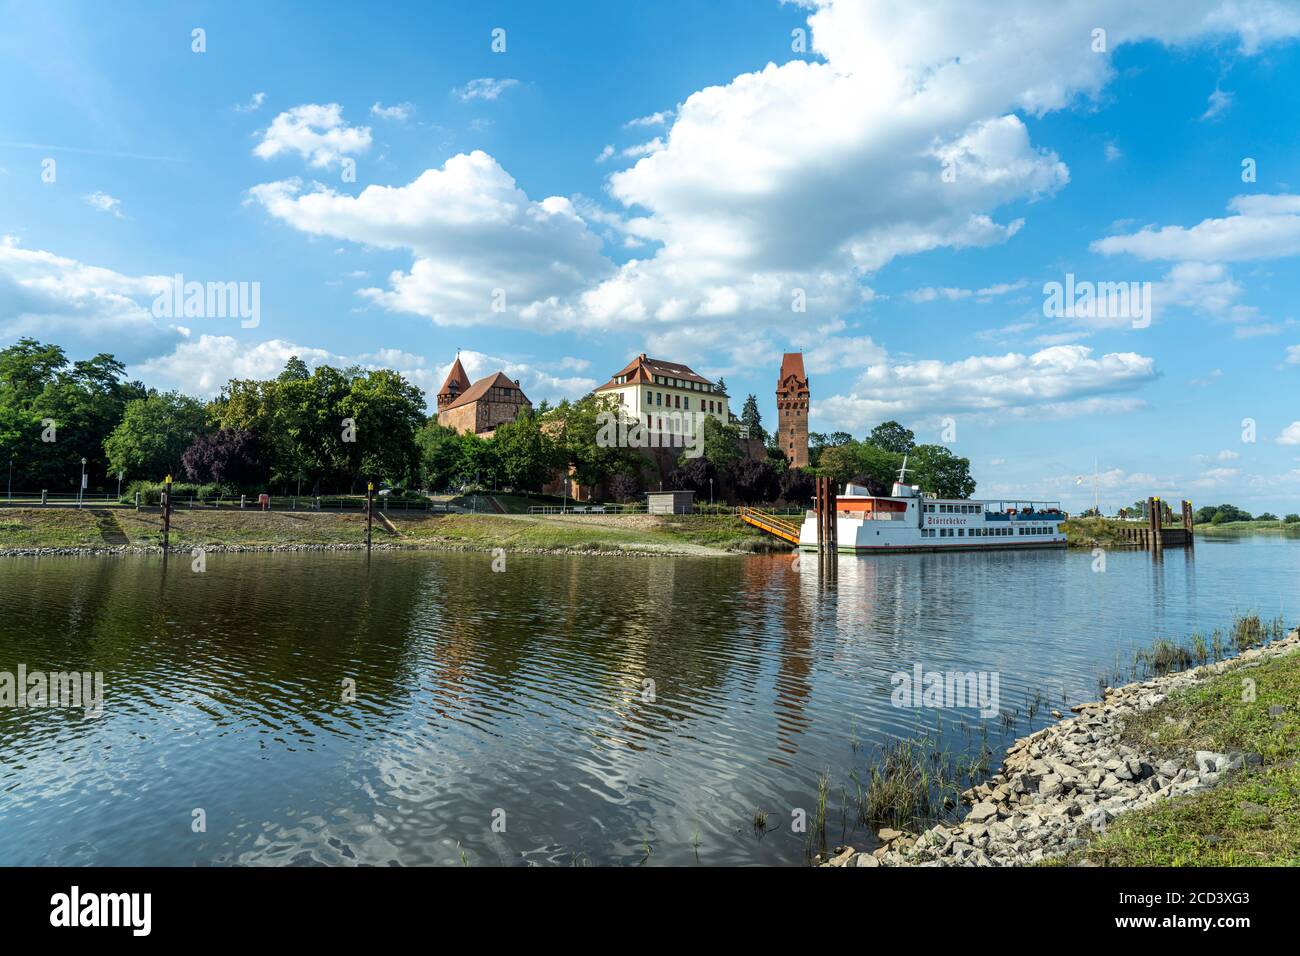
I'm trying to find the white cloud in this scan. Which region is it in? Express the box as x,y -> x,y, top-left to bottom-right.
1200,86 -> 1233,119
253,103 -> 372,169
1091,194 -> 1300,262
625,110 -> 673,128
247,1 -> 1300,352
1278,422 -> 1300,445
371,101 -> 414,122
1287,345 -> 1300,364
906,280 -> 1025,302
235,92 -> 266,113
906,287 -> 971,303
0,236 -> 179,360
247,151 -> 613,329
816,344 -> 1156,429
135,335 -> 596,405
577,0 -> 1299,339
620,138 -> 664,159
595,145 -> 615,163
1104,141 -> 1123,161
83,191 -> 124,218
452,78 -> 518,102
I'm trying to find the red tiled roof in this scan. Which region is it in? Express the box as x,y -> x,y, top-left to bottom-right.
442,371 -> 531,411
778,352 -> 807,386
595,353 -> 719,393
438,356 -> 471,398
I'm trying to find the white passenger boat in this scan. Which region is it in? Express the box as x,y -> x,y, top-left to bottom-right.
798,460 -> 1067,553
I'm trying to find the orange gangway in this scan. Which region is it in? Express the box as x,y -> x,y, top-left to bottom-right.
738,507 -> 803,545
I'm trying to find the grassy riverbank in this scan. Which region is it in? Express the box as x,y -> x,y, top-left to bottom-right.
0,507 -> 781,556
1053,646 -> 1300,865
1061,517 -> 1137,549
1196,519 -> 1300,537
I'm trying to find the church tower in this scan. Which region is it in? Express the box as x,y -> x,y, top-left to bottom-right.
776,352 -> 810,468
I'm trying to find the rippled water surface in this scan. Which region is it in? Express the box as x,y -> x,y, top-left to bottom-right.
1,537 -> 1296,865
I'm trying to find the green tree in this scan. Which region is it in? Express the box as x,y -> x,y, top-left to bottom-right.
740,394 -> 767,444
0,339 -> 143,492
104,391 -> 209,480
907,444 -> 975,499
867,420 -> 916,454
698,414 -> 743,471
816,440 -> 864,486
492,409 -> 559,492
545,394 -> 640,490
415,420 -> 463,490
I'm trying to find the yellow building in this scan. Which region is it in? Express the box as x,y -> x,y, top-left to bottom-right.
593,353 -> 729,428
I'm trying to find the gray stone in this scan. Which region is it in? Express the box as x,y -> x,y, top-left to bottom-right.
967,802 -> 999,823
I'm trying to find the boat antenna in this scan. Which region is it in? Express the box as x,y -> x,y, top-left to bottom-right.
897,454 -> 910,485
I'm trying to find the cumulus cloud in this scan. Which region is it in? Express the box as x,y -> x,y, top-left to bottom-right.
253,103 -> 372,169
247,1 -> 1300,351
1278,422 -> 1300,445
452,78 -> 518,102
0,236 -> 179,361
576,0 -> 1298,337
136,335 -> 597,405
815,344 -> 1156,429
247,151 -> 613,329
1287,344 -> 1300,364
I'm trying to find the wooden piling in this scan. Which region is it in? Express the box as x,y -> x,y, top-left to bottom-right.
366,482 -> 374,553
162,473 -> 172,555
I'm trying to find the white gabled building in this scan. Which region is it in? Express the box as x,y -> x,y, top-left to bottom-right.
593,353 -> 730,430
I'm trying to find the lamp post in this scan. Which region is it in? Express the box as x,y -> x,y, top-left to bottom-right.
78,458 -> 87,508
7,457 -> 12,500
117,470 -> 123,499
709,477 -> 714,507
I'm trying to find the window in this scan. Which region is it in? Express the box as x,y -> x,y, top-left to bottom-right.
684,397 -> 689,410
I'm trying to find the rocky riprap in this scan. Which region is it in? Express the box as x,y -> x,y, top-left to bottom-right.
822,630 -> 1299,868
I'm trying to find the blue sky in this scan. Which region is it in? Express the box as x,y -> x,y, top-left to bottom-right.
2,0 -> 1299,511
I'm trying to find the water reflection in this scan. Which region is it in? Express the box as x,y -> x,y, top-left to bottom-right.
0,537 -> 1296,866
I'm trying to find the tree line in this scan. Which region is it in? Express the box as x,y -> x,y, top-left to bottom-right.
0,338 -> 976,503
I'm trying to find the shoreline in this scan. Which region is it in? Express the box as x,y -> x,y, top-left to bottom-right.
822,628 -> 1300,868
0,539 -> 747,560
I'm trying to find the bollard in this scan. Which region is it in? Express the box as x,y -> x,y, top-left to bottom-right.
41,489 -> 47,505
240,494 -> 246,510
134,491 -> 140,511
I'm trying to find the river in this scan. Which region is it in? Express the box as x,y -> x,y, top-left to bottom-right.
0,535 -> 1296,866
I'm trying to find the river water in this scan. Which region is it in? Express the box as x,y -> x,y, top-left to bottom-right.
0,536 -> 1296,866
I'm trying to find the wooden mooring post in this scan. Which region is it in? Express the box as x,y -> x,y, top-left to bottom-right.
365,481 -> 374,554
161,473 -> 173,556
814,476 -> 838,556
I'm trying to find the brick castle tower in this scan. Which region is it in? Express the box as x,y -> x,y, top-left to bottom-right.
776,352 -> 809,468
437,355 -> 471,412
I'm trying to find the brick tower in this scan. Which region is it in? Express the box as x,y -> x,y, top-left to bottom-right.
437,355 -> 471,412
776,352 -> 810,468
